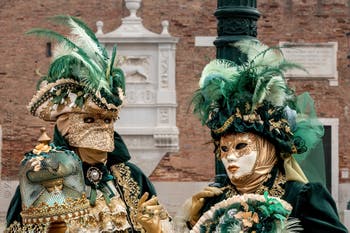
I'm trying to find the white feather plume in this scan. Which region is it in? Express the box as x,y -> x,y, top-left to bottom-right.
199,59 -> 238,88
264,75 -> 290,106
235,40 -> 283,68
67,18 -> 105,66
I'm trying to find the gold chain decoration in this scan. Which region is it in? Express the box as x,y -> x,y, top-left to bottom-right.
213,115 -> 236,134
212,107 -> 264,134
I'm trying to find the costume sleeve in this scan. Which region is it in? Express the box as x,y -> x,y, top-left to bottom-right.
286,182 -> 348,233
6,185 -> 22,227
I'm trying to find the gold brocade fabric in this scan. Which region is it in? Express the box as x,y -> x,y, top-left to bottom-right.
225,133 -> 277,194
56,113 -> 115,152
67,195 -> 131,232
5,221 -> 49,233
6,195 -> 131,233
224,173 -> 287,199
111,163 -> 142,231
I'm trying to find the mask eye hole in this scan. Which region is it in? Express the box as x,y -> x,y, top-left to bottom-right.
83,117 -> 95,123
221,146 -> 228,152
236,143 -> 247,150
104,118 -> 112,124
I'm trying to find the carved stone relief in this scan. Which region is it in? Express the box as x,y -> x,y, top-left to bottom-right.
125,90 -> 137,104
159,108 -> 169,124
119,56 -> 151,83
125,88 -> 155,105
159,50 -> 169,88
154,127 -> 179,150
143,89 -> 154,104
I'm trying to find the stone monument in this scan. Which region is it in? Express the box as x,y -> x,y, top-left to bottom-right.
96,0 -> 179,176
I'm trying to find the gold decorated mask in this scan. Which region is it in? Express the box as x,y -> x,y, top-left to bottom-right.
220,132 -> 277,193
220,133 -> 258,181
57,112 -> 115,152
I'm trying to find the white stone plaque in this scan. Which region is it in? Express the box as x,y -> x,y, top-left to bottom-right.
280,42 -> 338,86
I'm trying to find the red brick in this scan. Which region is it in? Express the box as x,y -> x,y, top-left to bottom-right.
0,0 -> 349,183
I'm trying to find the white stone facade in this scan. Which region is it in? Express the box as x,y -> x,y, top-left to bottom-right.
97,0 -> 179,175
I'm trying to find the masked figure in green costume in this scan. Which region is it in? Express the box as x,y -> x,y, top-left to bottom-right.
6,15 -> 172,233
179,40 -> 348,233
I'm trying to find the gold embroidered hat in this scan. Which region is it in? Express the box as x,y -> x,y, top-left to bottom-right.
27,15 -> 125,121
192,40 -> 324,158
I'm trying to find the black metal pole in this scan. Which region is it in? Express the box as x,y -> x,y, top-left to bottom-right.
213,0 -> 260,186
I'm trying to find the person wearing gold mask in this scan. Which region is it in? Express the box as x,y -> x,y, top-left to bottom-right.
6,16 -> 172,233
180,40 -> 347,232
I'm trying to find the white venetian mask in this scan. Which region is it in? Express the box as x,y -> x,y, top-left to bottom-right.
220,133 -> 258,181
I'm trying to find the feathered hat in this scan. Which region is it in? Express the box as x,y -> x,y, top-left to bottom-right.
192,40 -> 324,158
27,15 -> 125,121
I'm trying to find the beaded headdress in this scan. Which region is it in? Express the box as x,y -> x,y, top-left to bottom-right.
192,40 -> 324,158
27,15 -> 125,121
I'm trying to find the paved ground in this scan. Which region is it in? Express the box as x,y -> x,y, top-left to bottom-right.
0,212 -> 6,232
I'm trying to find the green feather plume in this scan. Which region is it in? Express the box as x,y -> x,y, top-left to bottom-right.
192,39 -> 306,126
26,18 -> 116,95
27,15 -> 126,118
48,15 -> 108,67
236,41 -> 304,110
26,28 -> 77,48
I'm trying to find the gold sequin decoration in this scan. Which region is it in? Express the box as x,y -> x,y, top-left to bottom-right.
58,113 -> 115,152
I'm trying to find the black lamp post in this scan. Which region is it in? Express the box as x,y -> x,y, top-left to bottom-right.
212,0 -> 261,186
214,1 -> 260,62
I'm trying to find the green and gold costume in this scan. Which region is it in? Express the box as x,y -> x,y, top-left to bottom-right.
185,40 -> 348,233
6,15 -> 170,233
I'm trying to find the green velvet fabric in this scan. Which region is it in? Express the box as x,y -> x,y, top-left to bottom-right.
6,186 -> 22,227
283,181 -> 348,233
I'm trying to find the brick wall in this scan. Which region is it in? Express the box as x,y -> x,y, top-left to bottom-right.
0,0 -> 349,183
257,0 -> 350,184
